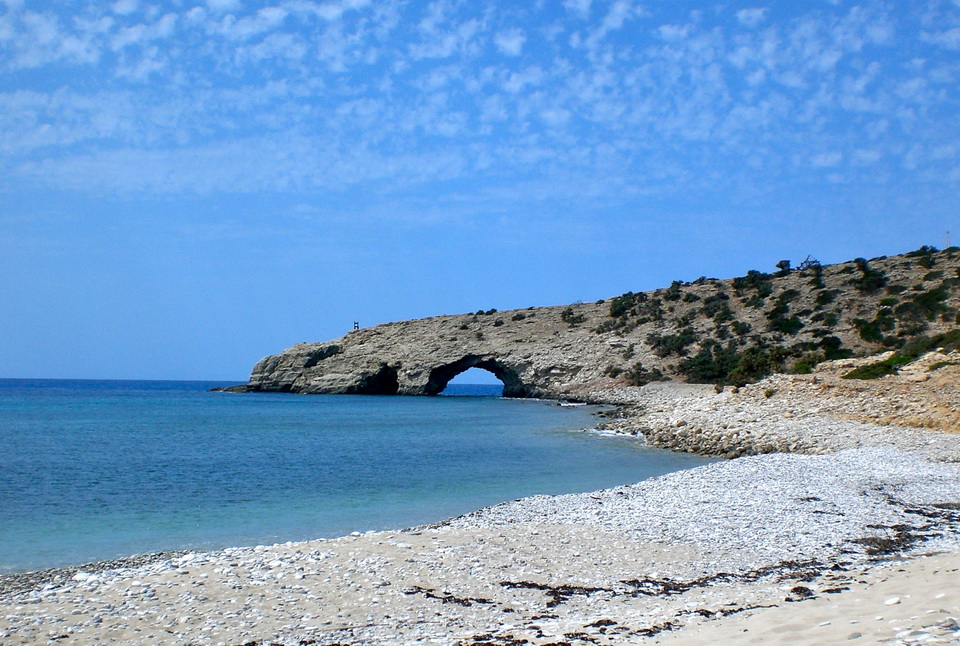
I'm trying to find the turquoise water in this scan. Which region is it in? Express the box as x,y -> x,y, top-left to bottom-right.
0,379 -> 714,573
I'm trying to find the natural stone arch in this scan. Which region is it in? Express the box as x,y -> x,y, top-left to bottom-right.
424,356 -> 530,398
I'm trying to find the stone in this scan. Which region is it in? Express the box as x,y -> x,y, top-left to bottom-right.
227,250 -> 960,401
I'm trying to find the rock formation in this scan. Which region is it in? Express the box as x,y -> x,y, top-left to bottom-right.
235,247 -> 960,399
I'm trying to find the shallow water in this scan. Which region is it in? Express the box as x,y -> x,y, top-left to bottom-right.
0,379 -> 714,573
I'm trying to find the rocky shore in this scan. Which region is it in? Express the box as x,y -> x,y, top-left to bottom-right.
589,350 -> 960,461
3,362 -> 960,645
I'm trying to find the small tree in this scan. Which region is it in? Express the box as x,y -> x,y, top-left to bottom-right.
775,260 -> 792,276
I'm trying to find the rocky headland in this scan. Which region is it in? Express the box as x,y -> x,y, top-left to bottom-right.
235,246 -> 960,404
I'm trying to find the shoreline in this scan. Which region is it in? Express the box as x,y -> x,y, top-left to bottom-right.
3,370 -> 960,644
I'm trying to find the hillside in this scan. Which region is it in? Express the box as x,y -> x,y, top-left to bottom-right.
238,246 -> 960,399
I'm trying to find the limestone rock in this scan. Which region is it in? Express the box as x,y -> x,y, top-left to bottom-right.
237,249 -> 960,398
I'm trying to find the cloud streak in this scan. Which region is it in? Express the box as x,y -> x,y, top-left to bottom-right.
0,0 -> 957,205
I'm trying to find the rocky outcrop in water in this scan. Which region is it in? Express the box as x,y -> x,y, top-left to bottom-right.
237,247 -> 960,398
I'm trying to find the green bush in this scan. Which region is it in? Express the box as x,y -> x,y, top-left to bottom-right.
609,292 -> 643,318
842,354 -> 911,380
902,329 -> 960,356
595,318 -> 632,334
819,336 -> 852,359
679,342 -> 740,383
733,270 -> 773,295
561,307 -> 585,326
726,346 -> 791,386
906,244 -> 939,258
770,316 -> 805,335
604,364 -> 623,378
623,362 -> 666,386
853,318 -> 884,343
664,281 -> 684,301
511,313 -> 526,321
912,288 -> 949,319
851,258 -> 888,293
701,293 -> 732,320
815,291 -> 836,307
647,329 -> 698,357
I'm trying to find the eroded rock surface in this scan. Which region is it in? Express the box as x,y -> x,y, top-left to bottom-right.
240,248 -> 960,398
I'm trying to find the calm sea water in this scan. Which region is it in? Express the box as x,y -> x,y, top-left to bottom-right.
0,379 -> 714,573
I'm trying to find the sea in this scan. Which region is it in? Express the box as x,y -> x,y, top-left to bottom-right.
0,379 -> 715,574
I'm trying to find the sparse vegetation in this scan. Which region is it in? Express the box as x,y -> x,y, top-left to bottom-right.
842,328 -> 960,379
609,292 -> 641,318
561,307 -> 585,326
701,293 -> 733,321
851,258 -> 888,293
542,248 -> 955,388
623,362 -> 666,386
664,280 -> 683,301
842,355 -> 911,380
815,290 -> 835,307
733,270 -> 773,305
647,329 -> 698,357
767,290 -> 805,335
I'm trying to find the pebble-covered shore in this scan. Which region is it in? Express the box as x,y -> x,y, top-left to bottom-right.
3,373 -> 960,645
589,351 -> 960,461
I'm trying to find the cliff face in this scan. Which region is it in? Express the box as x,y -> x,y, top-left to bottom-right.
244,247 -> 960,398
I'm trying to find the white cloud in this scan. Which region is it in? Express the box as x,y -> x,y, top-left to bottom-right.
601,0 -> 632,33
852,149 -> 881,165
541,107 -> 571,127
241,31 -> 308,63
409,17 -> 480,60
563,0 -> 591,18
206,0 -> 242,13
811,152 -> 842,168
1,0 -> 958,203
502,66 -> 544,93
111,13 -> 177,51
112,0 -> 138,16
657,24 -> 690,42
493,28 -> 525,56
736,8 -> 767,29
299,0 -> 373,21
221,6 -> 288,40
922,27 -> 960,49
115,45 -> 166,81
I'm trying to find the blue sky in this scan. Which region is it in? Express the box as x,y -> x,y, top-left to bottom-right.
2,0 -> 959,380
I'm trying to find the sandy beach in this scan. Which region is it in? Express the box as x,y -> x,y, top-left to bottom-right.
3,370 -> 960,645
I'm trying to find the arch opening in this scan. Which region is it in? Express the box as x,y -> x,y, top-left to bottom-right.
441,367 -> 504,396
426,356 -> 530,398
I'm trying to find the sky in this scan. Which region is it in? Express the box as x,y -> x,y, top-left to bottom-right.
2,0 -> 960,381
